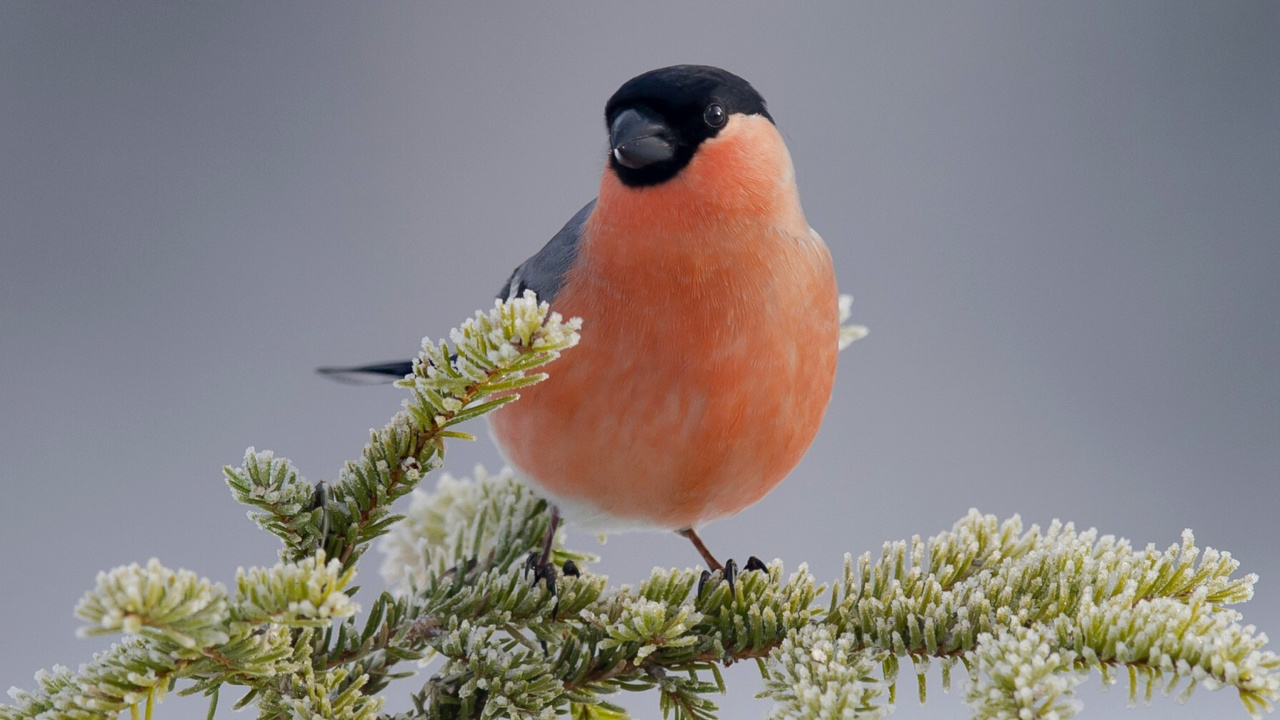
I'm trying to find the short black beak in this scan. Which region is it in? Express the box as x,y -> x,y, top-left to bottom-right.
610,108 -> 675,169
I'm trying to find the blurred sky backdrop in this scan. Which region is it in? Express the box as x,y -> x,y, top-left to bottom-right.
2,3 -> 1278,718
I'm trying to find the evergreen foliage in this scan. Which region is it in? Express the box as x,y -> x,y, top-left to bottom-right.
3,292 -> 1275,720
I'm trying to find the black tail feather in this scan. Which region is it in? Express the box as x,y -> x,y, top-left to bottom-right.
316,360 -> 414,385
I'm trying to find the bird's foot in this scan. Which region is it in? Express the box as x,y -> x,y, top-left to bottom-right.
697,555 -> 768,597
524,552 -> 581,617
524,551 -> 559,595
680,527 -> 768,596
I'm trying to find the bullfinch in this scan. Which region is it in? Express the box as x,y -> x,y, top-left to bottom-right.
324,65 -> 840,577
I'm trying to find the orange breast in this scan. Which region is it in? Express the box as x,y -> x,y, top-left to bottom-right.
488,115 -> 839,531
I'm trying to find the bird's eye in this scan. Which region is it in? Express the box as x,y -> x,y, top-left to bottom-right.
703,103 -> 726,128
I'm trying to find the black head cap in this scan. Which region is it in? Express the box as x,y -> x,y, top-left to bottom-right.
604,65 -> 773,187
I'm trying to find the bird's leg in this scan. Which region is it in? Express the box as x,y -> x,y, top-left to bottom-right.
524,506 -> 579,619
539,505 -> 561,568
310,481 -> 331,554
678,527 -> 724,572
526,505 -> 563,600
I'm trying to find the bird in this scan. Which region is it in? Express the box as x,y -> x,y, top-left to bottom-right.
322,65 -> 840,581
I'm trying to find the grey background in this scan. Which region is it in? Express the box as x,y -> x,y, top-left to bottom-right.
2,3 -> 1277,719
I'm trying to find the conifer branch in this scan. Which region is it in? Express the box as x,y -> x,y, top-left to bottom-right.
326,290 -> 580,575
0,554 -> 353,720
3,292 -> 1275,720
0,292 -> 581,720
377,468 -> 1278,720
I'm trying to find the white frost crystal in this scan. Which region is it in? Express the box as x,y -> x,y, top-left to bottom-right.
764,624 -> 892,720
74,558 -> 230,649
235,550 -> 357,625
966,626 -> 1085,720
379,465 -> 558,591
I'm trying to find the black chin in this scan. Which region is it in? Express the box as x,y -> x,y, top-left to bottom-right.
609,154 -> 690,187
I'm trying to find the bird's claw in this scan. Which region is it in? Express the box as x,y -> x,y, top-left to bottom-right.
723,558 -> 739,595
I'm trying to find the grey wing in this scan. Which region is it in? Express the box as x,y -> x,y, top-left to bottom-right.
498,199 -> 595,303
317,200 -> 596,385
